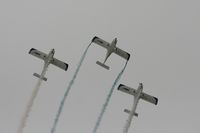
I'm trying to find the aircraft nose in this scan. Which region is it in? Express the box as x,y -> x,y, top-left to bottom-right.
114,38 -> 117,43
139,83 -> 143,88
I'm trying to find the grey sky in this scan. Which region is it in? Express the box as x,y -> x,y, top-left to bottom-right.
0,0 -> 200,133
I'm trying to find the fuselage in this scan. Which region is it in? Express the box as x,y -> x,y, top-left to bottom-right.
45,49 -> 55,65
104,38 -> 117,63
131,83 -> 143,116
126,83 -> 143,130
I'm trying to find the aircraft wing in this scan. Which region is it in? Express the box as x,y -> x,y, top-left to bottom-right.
114,47 -> 130,61
29,48 -> 47,60
140,92 -> 158,105
51,58 -> 68,71
118,84 -> 137,96
118,84 -> 158,105
92,36 -> 110,50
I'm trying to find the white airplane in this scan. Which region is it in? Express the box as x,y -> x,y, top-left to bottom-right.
29,48 -> 68,81
92,36 -> 130,70
118,83 -> 158,118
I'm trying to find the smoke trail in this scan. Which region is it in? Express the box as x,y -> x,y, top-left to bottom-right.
123,97 -> 136,133
50,43 -> 92,133
17,64 -> 48,133
92,61 -> 128,133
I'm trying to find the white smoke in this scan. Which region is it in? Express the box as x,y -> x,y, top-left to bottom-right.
123,97 -> 135,133
17,64 -> 48,133
92,61 -> 128,133
50,43 -> 91,133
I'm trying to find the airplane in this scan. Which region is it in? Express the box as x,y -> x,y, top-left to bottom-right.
29,48 -> 68,81
92,36 -> 130,70
118,83 -> 158,118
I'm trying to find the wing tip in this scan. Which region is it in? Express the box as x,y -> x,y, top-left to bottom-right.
92,36 -> 99,42
64,63 -> 69,71
154,97 -> 158,105
118,84 -> 125,90
29,48 -> 36,54
127,53 -> 130,61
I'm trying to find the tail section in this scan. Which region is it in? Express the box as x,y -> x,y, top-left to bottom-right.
96,61 -> 110,70
33,73 -> 47,81
124,109 -> 138,117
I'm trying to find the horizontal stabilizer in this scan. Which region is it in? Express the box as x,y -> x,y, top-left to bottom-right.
96,61 -> 110,70
124,109 -> 138,117
33,73 -> 47,81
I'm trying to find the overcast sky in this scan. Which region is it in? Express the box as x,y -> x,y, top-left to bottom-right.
0,0 -> 200,133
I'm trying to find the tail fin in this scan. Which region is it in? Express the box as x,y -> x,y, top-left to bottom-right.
33,73 -> 47,81
96,61 -> 110,70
